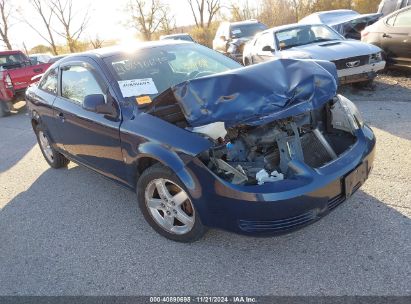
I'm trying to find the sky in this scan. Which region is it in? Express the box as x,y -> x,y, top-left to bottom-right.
9,0 -> 202,51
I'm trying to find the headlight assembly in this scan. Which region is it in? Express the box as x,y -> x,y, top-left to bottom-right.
330,94 -> 364,133
369,52 -> 382,63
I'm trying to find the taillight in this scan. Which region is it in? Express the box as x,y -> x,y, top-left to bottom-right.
5,73 -> 13,89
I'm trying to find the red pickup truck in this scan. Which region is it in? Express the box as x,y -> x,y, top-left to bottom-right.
0,50 -> 51,117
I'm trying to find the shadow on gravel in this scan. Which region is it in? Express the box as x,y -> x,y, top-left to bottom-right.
339,69 -> 411,104
0,165 -> 410,295
0,106 -> 36,173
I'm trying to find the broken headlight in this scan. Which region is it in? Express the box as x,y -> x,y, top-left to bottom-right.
369,52 -> 382,63
331,95 -> 364,133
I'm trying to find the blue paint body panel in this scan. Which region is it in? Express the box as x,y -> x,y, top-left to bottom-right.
25,44 -> 376,235
169,59 -> 338,127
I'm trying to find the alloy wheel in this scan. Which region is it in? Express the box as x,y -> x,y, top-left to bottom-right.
145,178 -> 195,235
38,130 -> 54,163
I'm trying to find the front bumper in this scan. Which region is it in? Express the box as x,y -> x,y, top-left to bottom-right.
338,61 -> 386,84
184,125 -> 376,235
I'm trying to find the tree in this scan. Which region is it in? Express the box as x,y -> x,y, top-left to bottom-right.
49,0 -> 90,53
187,0 -> 221,28
258,0 -> 295,27
89,35 -> 104,49
159,6 -> 176,35
29,44 -> 52,54
128,0 -> 166,41
229,0 -> 257,22
0,0 -> 12,50
23,0 -> 59,55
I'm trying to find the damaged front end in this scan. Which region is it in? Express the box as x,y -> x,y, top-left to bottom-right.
197,95 -> 362,186
148,59 -> 366,186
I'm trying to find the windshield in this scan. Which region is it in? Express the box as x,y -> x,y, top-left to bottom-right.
230,23 -> 267,38
104,43 -> 241,101
275,25 -> 343,50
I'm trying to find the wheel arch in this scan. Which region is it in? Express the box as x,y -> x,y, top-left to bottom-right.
132,142 -> 197,191
30,110 -> 41,130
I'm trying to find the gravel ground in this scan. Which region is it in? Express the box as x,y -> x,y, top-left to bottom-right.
0,73 -> 410,296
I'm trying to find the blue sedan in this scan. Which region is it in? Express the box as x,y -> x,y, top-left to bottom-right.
26,40 -> 375,242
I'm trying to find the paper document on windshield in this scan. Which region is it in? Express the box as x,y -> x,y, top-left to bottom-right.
118,78 -> 158,97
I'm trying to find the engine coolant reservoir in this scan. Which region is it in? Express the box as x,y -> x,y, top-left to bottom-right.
191,122 -> 227,140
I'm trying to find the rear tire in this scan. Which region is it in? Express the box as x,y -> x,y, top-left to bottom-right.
34,124 -> 70,168
137,164 -> 206,242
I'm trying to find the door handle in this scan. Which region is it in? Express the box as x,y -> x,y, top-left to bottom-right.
57,112 -> 65,122
34,68 -> 43,73
382,33 -> 392,38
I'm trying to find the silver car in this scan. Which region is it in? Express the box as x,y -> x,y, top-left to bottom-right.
243,23 -> 386,85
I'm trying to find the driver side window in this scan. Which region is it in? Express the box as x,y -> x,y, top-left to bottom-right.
61,65 -> 104,104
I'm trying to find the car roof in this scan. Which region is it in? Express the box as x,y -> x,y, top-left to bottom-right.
266,22 -> 327,33
224,20 -> 262,26
0,50 -> 24,55
63,40 -> 190,60
161,33 -> 191,38
383,3 -> 411,19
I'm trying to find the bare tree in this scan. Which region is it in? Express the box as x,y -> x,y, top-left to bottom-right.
187,0 -> 220,28
229,0 -> 257,22
21,0 -> 59,55
0,0 -> 12,50
128,0 -> 165,41
49,0 -> 90,53
159,6 -> 176,35
206,0 -> 220,28
258,0 -> 295,27
90,35 -> 104,49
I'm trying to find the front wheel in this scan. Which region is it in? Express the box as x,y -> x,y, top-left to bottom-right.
137,164 -> 206,242
353,79 -> 375,90
0,102 -> 11,117
35,124 -> 70,168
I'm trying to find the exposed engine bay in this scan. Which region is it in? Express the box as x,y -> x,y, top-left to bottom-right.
194,95 -> 360,185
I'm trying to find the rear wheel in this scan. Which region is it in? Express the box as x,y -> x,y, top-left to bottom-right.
34,124 -> 70,168
137,164 -> 206,242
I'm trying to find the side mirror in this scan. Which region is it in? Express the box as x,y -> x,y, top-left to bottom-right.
83,94 -> 117,117
262,45 -> 274,52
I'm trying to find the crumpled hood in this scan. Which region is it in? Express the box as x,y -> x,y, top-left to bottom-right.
280,40 -> 381,61
327,13 -> 381,27
158,58 -> 338,128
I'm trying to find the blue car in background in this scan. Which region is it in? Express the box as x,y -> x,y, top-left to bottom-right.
26,41 -> 375,242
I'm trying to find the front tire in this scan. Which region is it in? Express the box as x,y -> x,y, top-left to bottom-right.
34,124 -> 70,168
137,164 -> 206,242
0,102 -> 11,117
353,79 -> 375,90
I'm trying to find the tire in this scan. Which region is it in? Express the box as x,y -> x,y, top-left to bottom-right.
353,79 -> 375,90
0,102 -> 10,117
137,164 -> 206,242
34,124 -> 70,169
